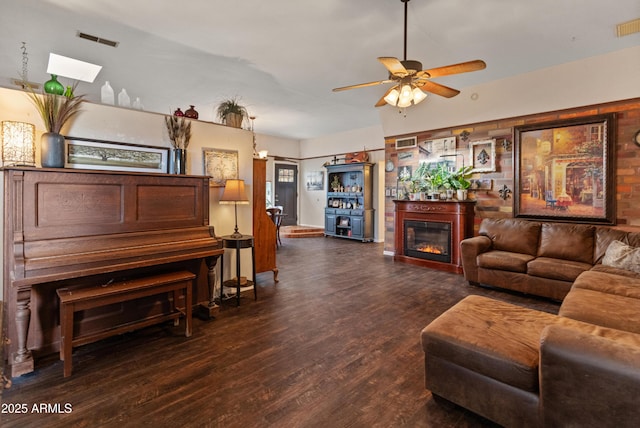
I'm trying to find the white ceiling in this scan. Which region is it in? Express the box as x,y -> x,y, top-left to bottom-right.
1,0 -> 638,140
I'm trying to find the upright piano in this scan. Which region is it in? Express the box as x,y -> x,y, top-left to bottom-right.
2,167 -> 223,377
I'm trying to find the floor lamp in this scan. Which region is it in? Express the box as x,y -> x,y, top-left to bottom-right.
219,179 -> 249,238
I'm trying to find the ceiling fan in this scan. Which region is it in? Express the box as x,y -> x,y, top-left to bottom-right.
332,0 -> 486,108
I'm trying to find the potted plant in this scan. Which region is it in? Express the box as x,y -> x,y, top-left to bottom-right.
24,82 -> 84,168
449,166 -> 473,200
215,97 -> 248,129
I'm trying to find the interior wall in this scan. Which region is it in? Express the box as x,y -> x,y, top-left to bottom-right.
298,125 -> 386,241
0,86 -> 257,298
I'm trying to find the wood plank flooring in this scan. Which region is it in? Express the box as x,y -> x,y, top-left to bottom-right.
1,236 -> 558,428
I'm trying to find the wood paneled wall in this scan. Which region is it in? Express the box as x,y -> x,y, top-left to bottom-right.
383,98 -> 640,253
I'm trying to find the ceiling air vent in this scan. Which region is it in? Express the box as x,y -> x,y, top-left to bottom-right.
77,31 -> 119,47
616,18 -> 640,37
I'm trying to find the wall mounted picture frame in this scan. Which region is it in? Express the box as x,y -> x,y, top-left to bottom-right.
418,137 -> 459,167
203,148 -> 238,187
65,137 -> 169,173
305,171 -> 324,191
469,139 -> 496,172
514,114 -> 616,225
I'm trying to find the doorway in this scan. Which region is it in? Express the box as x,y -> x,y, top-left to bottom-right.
274,163 -> 298,226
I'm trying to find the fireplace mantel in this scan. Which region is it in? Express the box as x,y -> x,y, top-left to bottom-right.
393,200 -> 476,274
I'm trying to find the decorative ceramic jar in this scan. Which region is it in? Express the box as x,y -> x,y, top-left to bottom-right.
184,105 -> 198,119
173,108 -> 184,117
44,75 -> 64,95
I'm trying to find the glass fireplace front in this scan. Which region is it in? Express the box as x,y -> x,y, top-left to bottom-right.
404,220 -> 451,263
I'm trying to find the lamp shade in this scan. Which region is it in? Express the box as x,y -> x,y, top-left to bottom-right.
2,121 -> 36,166
220,179 -> 250,204
384,83 -> 428,108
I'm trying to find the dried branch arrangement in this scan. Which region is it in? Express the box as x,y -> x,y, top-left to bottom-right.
164,115 -> 192,149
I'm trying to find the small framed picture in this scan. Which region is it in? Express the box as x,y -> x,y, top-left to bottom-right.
470,139 -> 496,173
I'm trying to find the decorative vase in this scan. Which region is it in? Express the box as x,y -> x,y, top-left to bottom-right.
44,74 -> 64,95
40,132 -> 66,168
446,189 -> 454,200
184,105 -> 199,119
457,189 -> 468,201
64,86 -> 73,98
118,89 -> 131,107
173,108 -> 184,117
101,81 -> 115,104
172,148 -> 186,174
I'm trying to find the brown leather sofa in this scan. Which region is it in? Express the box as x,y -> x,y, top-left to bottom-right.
421,218 -> 640,427
459,218 -> 638,301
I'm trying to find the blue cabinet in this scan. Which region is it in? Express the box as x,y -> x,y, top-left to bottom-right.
323,163 -> 374,242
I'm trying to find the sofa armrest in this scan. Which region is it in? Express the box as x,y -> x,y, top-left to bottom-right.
540,324 -> 640,428
460,236 -> 492,284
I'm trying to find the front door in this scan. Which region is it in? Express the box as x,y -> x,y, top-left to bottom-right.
274,163 -> 297,226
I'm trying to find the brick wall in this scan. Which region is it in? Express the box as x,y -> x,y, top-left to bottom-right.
384,98 -> 640,253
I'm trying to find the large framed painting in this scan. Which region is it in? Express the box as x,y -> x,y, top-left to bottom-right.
203,148 -> 238,186
65,137 -> 169,173
514,114 -> 616,225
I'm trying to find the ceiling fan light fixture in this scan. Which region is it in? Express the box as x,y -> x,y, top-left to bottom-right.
384,87 -> 400,105
412,86 -> 427,104
397,83 -> 414,107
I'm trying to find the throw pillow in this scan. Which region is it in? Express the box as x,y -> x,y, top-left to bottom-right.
602,240 -> 640,274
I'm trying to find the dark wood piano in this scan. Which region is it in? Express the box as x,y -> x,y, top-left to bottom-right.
2,167 -> 223,377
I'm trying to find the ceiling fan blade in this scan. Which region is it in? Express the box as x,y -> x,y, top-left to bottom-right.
419,60 -> 486,78
378,57 -> 408,77
416,80 -> 460,98
374,86 -> 397,107
332,79 -> 392,92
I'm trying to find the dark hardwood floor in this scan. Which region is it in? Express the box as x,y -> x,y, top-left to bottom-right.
1,236 -> 558,428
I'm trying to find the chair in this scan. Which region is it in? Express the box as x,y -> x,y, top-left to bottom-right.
545,190 -> 557,209
266,207 -> 283,247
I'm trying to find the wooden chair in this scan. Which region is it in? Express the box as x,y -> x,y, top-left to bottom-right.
545,190 -> 557,209
266,207 -> 283,247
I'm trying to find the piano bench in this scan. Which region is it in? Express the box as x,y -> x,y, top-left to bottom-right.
56,270 -> 196,377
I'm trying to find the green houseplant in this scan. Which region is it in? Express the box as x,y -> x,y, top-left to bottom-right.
449,165 -> 474,200
25,82 -> 84,168
215,97 -> 248,129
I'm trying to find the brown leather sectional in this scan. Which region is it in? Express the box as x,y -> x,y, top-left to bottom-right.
460,218 -> 639,301
421,218 -> 640,427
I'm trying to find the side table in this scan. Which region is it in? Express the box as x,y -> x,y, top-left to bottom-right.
221,235 -> 257,306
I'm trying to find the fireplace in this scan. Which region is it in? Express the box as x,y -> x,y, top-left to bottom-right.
393,200 -> 475,273
404,220 -> 451,263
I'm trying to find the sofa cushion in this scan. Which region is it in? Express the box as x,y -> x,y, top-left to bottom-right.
527,257 -> 591,282
477,250 -> 534,273
591,263 -> 640,280
538,223 -> 594,264
628,231 -> 640,248
479,219 -> 541,256
602,240 -> 640,274
560,287 -> 640,334
573,270 -> 640,298
594,227 -> 629,264
422,295 -> 581,393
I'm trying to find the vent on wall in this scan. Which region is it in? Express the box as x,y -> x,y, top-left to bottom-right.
616,18 -> 640,37
77,31 -> 119,47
